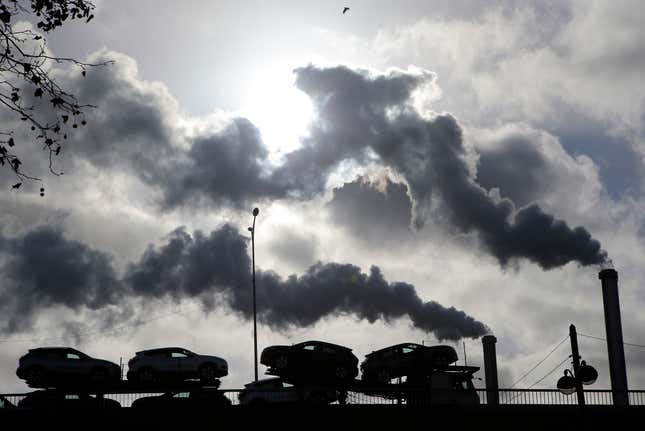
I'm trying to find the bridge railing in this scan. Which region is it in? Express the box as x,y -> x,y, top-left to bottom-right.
2,388 -> 645,408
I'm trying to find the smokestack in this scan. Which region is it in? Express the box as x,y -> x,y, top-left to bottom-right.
482,335 -> 499,405
598,269 -> 629,406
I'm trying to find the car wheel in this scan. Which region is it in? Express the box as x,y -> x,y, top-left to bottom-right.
90,367 -> 108,383
24,366 -> 47,386
377,369 -> 391,384
274,355 -> 288,370
199,364 -> 217,383
137,368 -> 158,384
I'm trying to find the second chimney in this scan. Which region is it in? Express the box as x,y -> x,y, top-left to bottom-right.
482,335 -> 499,405
599,268 -> 629,406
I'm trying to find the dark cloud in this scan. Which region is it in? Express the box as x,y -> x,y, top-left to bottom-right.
542,104 -> 644,199
0,226 -> 123,334
0,224 -> 487,341
327,176 -> 413,243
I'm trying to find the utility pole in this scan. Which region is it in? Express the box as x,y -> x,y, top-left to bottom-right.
569,324 -> 585,406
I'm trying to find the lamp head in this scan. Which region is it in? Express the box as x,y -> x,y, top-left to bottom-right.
578,361 -> 598,385
253,208 -> 260,217
557,369 -> 577,395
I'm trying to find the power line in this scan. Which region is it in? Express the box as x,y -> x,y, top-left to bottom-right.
508,355 -> 571,402
508,334 -> 569,389
527,356 -> 571,389
578,333 -> 645,349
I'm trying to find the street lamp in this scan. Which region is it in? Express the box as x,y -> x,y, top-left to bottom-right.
557,324 -> 598,404
248,207 -> 260,382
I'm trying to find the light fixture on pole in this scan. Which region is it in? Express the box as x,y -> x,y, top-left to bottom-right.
557,324 -> 598,404
248,207 -> 260,382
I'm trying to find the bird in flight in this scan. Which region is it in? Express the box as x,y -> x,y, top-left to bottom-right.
343,7 -> 350,14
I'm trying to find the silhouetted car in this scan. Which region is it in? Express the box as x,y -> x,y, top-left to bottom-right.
260,340 -> 359,382
361,343 -> 458,383
16,347 -> 121,388
131,389 -> 231,409
405,366 -> 480,405
17,390 -> 121,409
126,347 -> 228,383
238,378 -> 342,405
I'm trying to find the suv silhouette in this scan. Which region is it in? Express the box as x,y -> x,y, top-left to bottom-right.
261,341 -> 358,383
361,343 -> 458,383
126,347 -> 228,384
238,378 -> 341,405
16,347 -> 120,388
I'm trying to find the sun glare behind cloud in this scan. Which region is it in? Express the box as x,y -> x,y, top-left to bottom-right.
239,63 -> 314,163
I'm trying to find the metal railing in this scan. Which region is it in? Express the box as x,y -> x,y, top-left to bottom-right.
2,388 -> 645,409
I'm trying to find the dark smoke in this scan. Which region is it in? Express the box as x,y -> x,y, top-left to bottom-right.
61,57 -> 607,269
0,227 -> 124,334
0,225 -> 487,340
275,65 -> 608,268
256,264 -> 487,340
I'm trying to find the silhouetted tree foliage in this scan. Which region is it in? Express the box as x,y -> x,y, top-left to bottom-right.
0,0 -> 111,193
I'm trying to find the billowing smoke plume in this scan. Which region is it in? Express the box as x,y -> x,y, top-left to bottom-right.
273,65 -> 608,268
0,227 -> 124,333
0,225 -> 487,340
62,56 -> 607,269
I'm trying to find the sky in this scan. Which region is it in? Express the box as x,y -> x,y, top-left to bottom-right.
1,0 -> 645,394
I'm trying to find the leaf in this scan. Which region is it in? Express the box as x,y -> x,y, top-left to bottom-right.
50,97 -> 64,107
11,92 -> 19,102
81,70 -> 86,77
11,158 -> 21,170
34,88 -> 43,98
86,14 -> 94,23
8,138 -> 14,147
12,182 -> 21,189
33,35 -> 42,40
55,146 -> 61,155
62,115 -> 69,123
0,10 -> 10,24
45,138 -> 53,146
23,63 -> 31,73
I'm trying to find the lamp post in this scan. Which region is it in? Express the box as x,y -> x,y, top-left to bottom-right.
557,324 -> 598,404
248,207 -> 260,382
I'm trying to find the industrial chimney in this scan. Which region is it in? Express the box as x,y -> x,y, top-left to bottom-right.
482,335 -> 499,405
598,269 -> 629,406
